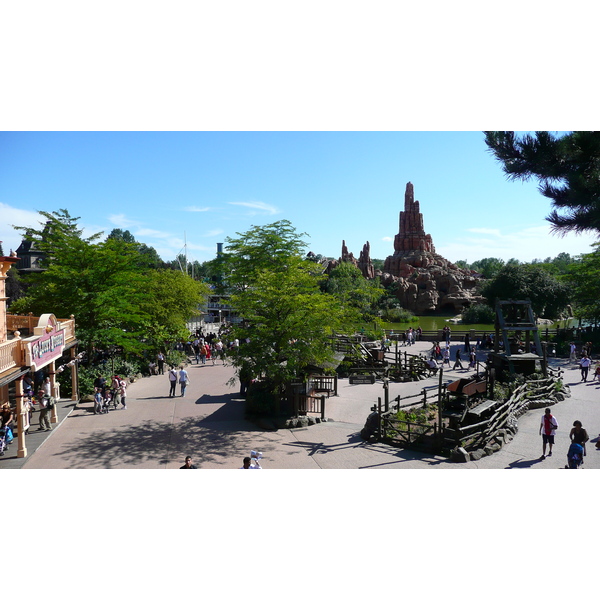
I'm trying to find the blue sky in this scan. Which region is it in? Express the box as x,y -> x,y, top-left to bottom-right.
1,131 -> 597,265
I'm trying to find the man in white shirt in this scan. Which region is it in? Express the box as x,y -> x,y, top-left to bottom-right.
179,367 -> 190,397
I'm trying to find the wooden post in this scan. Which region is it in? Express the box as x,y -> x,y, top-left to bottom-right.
49,360 -> 58,424
320,395 -> 326,421
541,342 -> 548,377
384,373 -> 389,412
422,388 -> 427,409
377,397 -> 382,439
15,377 -> 27,458
438,367 -> 444,438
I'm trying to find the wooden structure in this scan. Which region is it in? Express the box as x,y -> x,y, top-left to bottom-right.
489,300 -> 546,379
1,255 -> 79,459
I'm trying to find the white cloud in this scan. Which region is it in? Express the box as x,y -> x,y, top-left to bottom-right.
382,236 -> 393,242
109,214 -> 141,228
204,229 -> 224,237
135,228 -> 172,239
228,201 -> 280,215
467,227 -> 502,237
183,206 -> 211,213
0,204 -> 46,254
438,225 -> 599,263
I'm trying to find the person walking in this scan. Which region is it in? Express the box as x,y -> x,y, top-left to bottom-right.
168,366 -> 178,398
539,407 -> 558,459
579,355 -> 591,382
179,366 -> 190,397
119,378 -> 128,409
452,348 -> 463,370
569,420 -> 589,458
569,342 -> 577,364
442,345 -> 450,366
36,389 -> 52,432
180,456 -> 197,469
157,352 -> 165,375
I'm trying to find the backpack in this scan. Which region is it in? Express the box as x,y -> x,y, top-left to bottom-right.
47,396 -> 55,409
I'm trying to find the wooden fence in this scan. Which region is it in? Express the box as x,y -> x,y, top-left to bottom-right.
375,368 -> 564,453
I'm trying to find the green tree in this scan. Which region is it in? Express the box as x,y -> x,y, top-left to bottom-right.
484,131 -> 600,235
565,245 -> 600,323
469,257 -> 505,279
224,220 -> 309,290
224,222 -> 350,413
323,261 -> 384,319
482,263 -> 570,319
11,210 -> 208,357
107,228 -> 136,243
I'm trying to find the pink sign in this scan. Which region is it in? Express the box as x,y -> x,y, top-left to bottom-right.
27,329 -> 66,370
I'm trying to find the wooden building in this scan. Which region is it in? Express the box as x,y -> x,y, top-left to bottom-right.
0,254 -> 79,458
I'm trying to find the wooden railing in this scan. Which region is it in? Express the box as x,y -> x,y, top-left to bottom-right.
308,375 -> 337,397
294,394 -> 326,420
0,339 -> 21,373
58,318 -> 76,341
6,314 -> 38,334
6,314 -> 76,341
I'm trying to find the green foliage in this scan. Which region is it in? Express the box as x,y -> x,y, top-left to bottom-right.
481,263 -> 570,319
484,131 -> 600,235
461,304 -> 495,324
565,243 -> 600,323
245,381 -> 279,416
166,349 -> 189,368
223,222 -> 351,404
323,262 -> 384,319
380,307 -> 418,323
224,220 -> 309,290
59,356 -> 147,397
11,209 -> 209,358
469,257 -> 506,279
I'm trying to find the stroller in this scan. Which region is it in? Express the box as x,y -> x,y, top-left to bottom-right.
0,426 -> 7,456
566,442 -> 584,469
101,393 -> 112,414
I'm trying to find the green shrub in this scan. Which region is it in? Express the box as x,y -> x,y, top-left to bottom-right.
381,307 -> 418,323
245,380 -> 278,416
461,304 -> 495,324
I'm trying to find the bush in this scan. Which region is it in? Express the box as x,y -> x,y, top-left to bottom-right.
245,381 -> 278,416
461,304 -> 495,324
381,307 -> 418,323
59,355 -> 148,397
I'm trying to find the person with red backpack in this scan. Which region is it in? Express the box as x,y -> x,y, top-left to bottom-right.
539,407 -> 558,459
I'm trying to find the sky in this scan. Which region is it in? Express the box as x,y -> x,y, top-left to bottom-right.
1,131 -> 598,266
3,0 -> 595,584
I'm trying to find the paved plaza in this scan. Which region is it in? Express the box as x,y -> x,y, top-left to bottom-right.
3,340 -> 599,469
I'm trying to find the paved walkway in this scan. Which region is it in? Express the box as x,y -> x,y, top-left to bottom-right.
5,340 -> 599,469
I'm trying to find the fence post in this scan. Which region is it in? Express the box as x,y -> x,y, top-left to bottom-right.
422,388 -> 427,408
377,397 -> 382,439
321,395 -> 326,421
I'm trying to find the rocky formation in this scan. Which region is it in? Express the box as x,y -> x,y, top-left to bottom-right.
326,240 -> 375,280
328,181 -> 485,315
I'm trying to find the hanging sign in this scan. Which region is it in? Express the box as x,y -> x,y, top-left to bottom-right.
26,329 -> 66,370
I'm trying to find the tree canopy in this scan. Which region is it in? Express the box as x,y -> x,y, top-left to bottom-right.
565,244 -> 600,324
481,263 -> 571,319
484,131 -> 600,236
10,210 -> 209,356
224,222 -> 350,398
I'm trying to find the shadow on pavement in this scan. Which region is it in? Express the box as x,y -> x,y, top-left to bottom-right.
284,431 -> 451,467
43,416 -> 272,468
505,456 -> 546,468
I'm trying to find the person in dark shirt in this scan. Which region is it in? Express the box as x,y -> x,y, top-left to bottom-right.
180,456 -> 197,469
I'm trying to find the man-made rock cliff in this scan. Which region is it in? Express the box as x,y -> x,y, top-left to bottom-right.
328,182 -> 484,315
